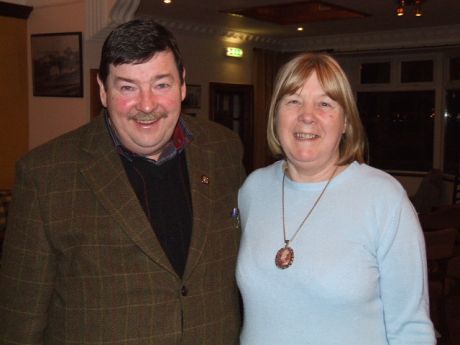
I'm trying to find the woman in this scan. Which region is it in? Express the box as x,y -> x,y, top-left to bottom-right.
236,53 -> 435,345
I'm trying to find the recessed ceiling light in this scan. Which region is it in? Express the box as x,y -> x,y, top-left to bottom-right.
297,27 -> 304,31
163,0 -> 171,4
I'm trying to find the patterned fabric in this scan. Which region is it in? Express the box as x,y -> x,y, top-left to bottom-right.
0,190 -> 12,251
0,114 -> 245,345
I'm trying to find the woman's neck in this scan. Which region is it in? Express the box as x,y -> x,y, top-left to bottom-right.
284,161 -> 346,183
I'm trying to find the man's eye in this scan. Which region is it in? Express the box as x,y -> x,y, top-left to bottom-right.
156,83 -> 170,89
120,85 -> 135,92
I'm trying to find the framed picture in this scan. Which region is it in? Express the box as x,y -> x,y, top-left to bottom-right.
31,32 -> 83,97
182,84 -> 201,109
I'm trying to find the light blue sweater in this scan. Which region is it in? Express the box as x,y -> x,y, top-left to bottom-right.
236,161 -> 435,345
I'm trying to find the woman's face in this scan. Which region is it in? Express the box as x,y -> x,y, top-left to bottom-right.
276,71 -> 346,176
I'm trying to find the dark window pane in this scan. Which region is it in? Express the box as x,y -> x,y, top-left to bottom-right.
358,91 -> 434,171
450,57 -> 460,81
401,60 -> 433,82
444,89 -> 460,173
360,62 -> 390,84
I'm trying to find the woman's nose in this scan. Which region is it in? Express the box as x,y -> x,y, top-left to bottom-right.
298,102 -> 315,123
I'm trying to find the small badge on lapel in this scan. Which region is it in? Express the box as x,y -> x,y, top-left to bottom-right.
200,175 -> 209,184
231,207 -> 240,229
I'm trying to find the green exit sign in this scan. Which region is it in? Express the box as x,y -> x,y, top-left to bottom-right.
226,47 -> 243,58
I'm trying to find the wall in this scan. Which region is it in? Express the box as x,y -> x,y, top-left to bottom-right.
0,15 -> 29,188
174,31 -> 253,118
28,0 -> 87,149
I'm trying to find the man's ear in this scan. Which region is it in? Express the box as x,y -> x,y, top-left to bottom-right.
97,75 -> 108,108
181,68 -> 187,102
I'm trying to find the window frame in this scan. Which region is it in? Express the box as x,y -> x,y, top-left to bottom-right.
337,50 -> 453,173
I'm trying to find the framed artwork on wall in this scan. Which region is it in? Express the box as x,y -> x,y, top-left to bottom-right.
31,32 -> 83,97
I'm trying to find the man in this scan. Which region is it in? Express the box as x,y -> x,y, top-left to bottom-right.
0,19 -> 244,344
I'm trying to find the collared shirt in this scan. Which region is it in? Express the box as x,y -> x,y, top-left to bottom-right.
104,110 -> 193,165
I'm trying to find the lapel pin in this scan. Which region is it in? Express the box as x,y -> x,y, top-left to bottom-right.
231,207 -> 240,229
200,175 -> 209,184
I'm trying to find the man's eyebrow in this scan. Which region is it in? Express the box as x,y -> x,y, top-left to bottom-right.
113,76 -> 135,83
113,74 -> 174,83
154,73 -> 173,79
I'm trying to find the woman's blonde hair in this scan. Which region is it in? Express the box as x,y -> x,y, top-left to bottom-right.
267,52 -> 366,165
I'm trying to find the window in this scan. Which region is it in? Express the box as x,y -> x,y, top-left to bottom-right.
450,57 -> 460,81
360,62 -> 390,84
358,91 -> 434,171
444,89 -> 460,174
401,60 -> 433,83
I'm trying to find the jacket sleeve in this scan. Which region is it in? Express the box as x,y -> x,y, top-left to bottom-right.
0,158 -> 56,344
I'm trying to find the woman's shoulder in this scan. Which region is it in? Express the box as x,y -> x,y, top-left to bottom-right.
349,162 -> 406,196
240,160 -> 282,192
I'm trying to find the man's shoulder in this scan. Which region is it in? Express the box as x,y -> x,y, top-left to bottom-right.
20,116 -> 106,167
183,114 -> 240,143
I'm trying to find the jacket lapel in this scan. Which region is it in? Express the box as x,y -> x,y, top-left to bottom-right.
79,116 -> 177,276
182,119 -> 213,281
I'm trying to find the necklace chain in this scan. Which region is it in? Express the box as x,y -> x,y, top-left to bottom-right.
281,164 -> 338,247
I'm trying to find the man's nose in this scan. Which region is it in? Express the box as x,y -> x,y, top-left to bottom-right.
137,89 -> 156,113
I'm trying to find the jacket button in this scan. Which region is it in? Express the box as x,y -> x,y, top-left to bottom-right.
181,286 -> 188,296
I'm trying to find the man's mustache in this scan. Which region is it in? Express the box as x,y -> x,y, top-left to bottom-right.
129,111 -> 168,122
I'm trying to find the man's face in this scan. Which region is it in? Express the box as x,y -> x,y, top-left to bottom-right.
98,50 -> 186,160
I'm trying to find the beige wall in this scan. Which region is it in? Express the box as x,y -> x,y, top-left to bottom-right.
28,0 -> 87,149
174,31 -> 253,118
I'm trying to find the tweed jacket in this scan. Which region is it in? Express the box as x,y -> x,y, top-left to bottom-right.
0,114 -> 245,345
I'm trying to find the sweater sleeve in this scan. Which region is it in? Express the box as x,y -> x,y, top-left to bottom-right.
377,193 -> 436,345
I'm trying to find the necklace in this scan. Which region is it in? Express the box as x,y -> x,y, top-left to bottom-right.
275,164 -> 338,269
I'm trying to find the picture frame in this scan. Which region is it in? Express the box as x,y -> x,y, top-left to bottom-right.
182,84 -> 201,109
31,32 -> 83,97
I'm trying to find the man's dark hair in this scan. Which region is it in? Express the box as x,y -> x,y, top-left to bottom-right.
98,19 -> 184,86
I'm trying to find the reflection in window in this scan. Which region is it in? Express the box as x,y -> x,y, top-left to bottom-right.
360,62 -> 390,84
444,89 -> 460,174
401,60 -> 433,83
358,91 -> 435,171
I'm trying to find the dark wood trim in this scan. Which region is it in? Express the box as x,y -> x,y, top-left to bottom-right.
387,171 -> 426,178
388,170 -> 456,182
209,82 -> 254,172
0,1 -> 33,19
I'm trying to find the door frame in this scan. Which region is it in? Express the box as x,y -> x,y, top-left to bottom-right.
209,82 -> 254,172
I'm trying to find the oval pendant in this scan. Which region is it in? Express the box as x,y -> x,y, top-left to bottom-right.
275,246 -> 294,269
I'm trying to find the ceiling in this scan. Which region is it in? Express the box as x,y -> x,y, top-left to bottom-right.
136,0 -> 460,40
